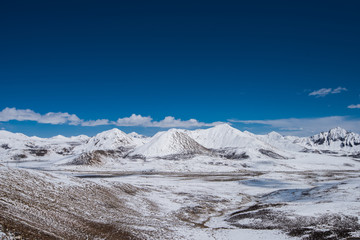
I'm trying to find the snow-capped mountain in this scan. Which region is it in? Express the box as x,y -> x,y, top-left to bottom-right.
77,128 -> 135,152
130,129 -> 209,159
71,128 -> 138,165
311,127 -> 360,148
188,124 -> 265,149
188,124 -> 290,159
293,127 -> 360,153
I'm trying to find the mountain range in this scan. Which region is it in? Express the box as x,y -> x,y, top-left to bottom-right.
1,124 -> 359,168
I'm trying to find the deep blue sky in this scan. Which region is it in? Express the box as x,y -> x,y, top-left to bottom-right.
1,1 -> 360,137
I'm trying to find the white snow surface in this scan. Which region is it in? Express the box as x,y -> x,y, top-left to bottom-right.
127,132 -> 150,146
257,131 -> 305,152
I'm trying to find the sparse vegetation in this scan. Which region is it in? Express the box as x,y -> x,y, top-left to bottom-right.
1,144 -> 10,150
55,147 -> 73,155
70,149 -> 127,165
228,204 -> 360,240
0,167 -> 171,239
26,149 -> 48,156
259,149 -> 287,159
12,154 -> 27,160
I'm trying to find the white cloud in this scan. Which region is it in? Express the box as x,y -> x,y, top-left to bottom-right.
332,87 -> 347,94
115,114 -> 222,128
230,116 -> 360,136
0,107 -> 221,128
348,104 -> 360,109
39,112 -> 82,125
151,116 -> 221,128
309,88 -> 332,97
115,114 -> 153,126
81,119 -> 110,126
0,108 -> 40,122
308,87 -> 347,97
0,108 -> 81,125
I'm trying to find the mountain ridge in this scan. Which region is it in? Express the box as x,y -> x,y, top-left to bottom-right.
0,126 -> 359,165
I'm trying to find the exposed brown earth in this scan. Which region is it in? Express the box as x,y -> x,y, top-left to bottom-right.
0,167 -> 172,239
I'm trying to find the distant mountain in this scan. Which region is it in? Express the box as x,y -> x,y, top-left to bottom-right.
127,132 -> 150,146
0,130 -> 88,161
300,127 -> 360,152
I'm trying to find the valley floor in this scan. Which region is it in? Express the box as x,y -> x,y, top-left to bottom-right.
1,163 -> 360,239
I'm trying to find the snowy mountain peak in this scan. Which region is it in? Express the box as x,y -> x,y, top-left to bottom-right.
97,128 -> 128,137
50,135 -> 68,140
188,123 -> 264,149
328,127 -> 348,139
70,135 -> 89,141
128,132 -> 147,139
212,123 -> 234,131
267,131 -> 283,140
130,129 -> 208,158
95,128 -> 132,141
127,132 -> 150,146
0,130 -> 28,140
81,128 -> 134,151
309,127 -> 360,149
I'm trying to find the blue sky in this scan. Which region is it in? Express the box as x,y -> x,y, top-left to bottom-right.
1,1 -> 360,137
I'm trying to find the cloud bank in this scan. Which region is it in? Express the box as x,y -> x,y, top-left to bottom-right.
308,87 -> 347,97
114,114 -> 221,128
230,116 -> 360,136
0,108 -> 82,125
0,108 -> 221,128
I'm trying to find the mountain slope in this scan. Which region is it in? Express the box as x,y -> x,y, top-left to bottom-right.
188,124 -> 290,159
127,132 -> 150,146
188,124 -> 266,149
0,165 -> 171,239
130,129 -> 209,158
77,128 -> 135,152
257,131 -> 306,152
0,130 -> 88,161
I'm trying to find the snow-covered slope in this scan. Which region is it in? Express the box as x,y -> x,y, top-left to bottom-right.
257,131 -> 306,152
294,127 -> 360,153
69,128 -> 138,165
128,132 -> 150,146
0,130 -> 30,149
188,124 -> 265,149
130,129 -> 209,158
77,128 -> 135,152
188,124 -> 290,159
0,130 -> 88,161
